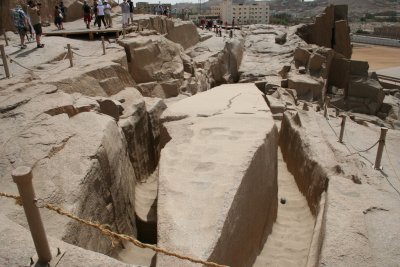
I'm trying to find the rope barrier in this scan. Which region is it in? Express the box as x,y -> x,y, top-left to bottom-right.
0,192 -> 228,267
345,140 -> 380,156
72,49 -> 102,58
384,144 -> 400,183
8,52 -> 68,73
323,116 -> 400,197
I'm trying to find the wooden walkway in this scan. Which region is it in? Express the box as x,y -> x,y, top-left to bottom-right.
43,26 -> 137,40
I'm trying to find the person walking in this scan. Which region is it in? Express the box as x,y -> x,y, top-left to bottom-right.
11,5 -> 29,49
59,1 -> 66,25
120,0 -> 130,28
54,5 -> 63,30
128,0 -> 134,25
92,1 -> 98,27
96,1 -> 106,29
27,1 -> 44,48
82,1 -> 92,29
104,1 -> 112,28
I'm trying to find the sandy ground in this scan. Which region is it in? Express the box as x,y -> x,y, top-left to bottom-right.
352,44 -> 400,71
254,148 -> 315,267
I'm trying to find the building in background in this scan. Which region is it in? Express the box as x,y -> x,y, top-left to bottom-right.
211,5 -> 222,17
218,0 -> 270,25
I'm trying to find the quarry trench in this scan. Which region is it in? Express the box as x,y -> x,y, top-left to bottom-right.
112,92 -> 326,267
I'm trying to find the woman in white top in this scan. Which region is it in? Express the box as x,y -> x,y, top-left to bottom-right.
96,1 -> 106,29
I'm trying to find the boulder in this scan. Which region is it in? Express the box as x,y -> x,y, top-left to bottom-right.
350,60 -> 369,77
328,55 -> 350,89
294,47 -> 311,67
288,74 -> 324,100
275,32 -> 287,45
348,77 -> 385,114
136,80 -> 182,99
334,20 -> 352,59
98,99 -> 122,121
279,64 -> 292,79
299,66 -> 307,74
308,53 -> 326,72
120,35 -> 184,84
158,84 -> 278,267
166,20 -> 200,49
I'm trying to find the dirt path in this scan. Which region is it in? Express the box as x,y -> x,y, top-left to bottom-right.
352,44 -> 400,71
254,148 -> 315,267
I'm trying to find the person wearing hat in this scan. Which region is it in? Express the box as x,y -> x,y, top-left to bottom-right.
27,0 -> 44,48
104,0 -> 112,28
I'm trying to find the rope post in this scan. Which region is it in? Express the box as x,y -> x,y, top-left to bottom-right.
3,30 -> 9,46
12,166 -> 52,264
373,127 -> 388,170
324,96 -> 330,119
338,115 -> 347,143
101,36 -> 106,55
0,44 -> 11,78
67,44 -> 73,68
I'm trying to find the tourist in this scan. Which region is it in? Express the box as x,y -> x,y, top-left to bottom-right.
54,6 -> 63,30
104,1 -> 112,28
120,0 -> 130,28
82,1 -> 92,29
27,1 -> 44,48
92,1 -> 98,27
232,18 -> 235,29
128,0 -> 134,25
11,5 -> 29,49
59,1 -> 66,22
96,1 -> 106,29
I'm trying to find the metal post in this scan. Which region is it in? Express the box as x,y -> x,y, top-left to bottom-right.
324,96 -> 330,119
12,166 -> 52,264
0,44 -> 11,78
101,36 -> 106,55
3,31 -> 9,46
338,115 -> 347,143
67,44 -> 73,67
374,127 -> 388,170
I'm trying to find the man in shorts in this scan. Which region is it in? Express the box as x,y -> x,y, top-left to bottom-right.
83,1 -> 92,29
12,5 -> 29,49
27,1 -> 44,48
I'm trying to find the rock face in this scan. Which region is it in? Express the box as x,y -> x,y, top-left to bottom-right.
0,215 -> 135,267
121,30 -> 244,99
296,4 -> 352,59
158,84 -> 278,267
240,24 -> 305,81
0,87 -> 138,256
